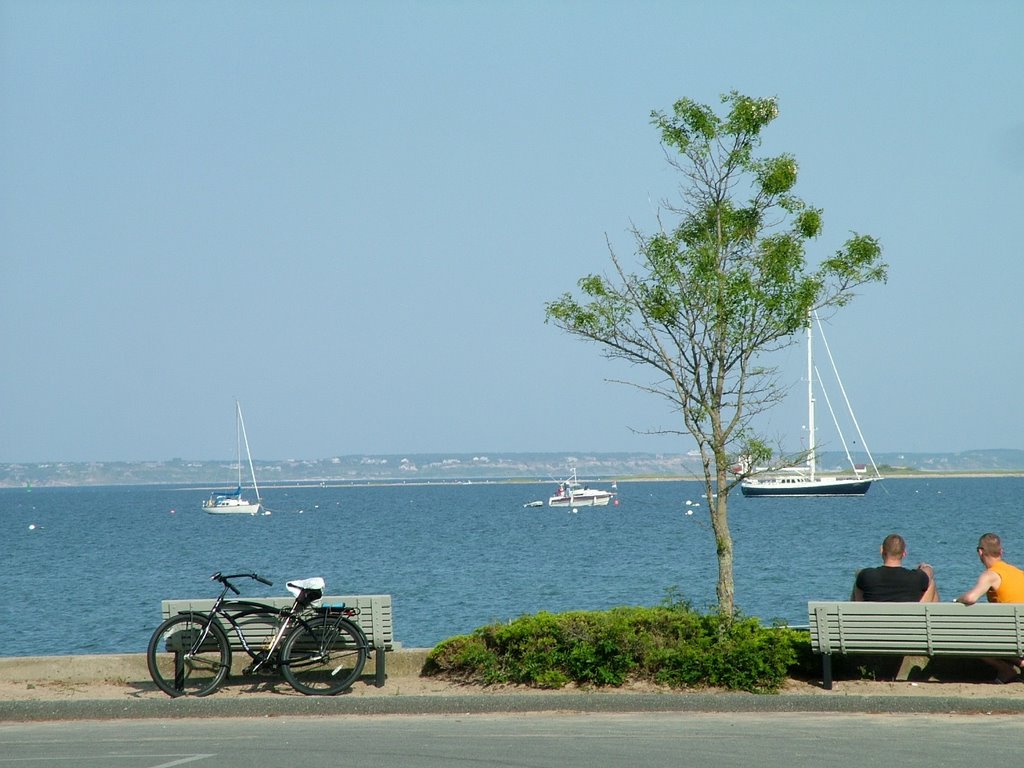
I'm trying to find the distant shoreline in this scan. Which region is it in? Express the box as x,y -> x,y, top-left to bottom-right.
5,470 -> 1024,491
6,451 -> 1024,488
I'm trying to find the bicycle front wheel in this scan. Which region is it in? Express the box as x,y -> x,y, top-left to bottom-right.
146,613 -> 231,697
280,616 -> 367,695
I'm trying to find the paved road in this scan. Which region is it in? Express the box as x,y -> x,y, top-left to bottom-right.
2,711 -> 1024,768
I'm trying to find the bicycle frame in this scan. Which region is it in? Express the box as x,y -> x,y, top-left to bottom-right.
211,599 -> 330,673
177,575 -> 368,674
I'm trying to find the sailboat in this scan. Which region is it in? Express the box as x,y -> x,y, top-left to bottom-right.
202,401 -> 264,515
740,313 -> 881,497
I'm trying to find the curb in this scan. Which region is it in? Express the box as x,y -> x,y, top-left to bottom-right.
5,692 -> 1024,723
0,650 -> 432,685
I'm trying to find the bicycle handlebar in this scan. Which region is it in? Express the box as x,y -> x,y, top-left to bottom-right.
210,571 -> 274,594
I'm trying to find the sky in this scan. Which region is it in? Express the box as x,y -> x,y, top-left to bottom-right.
2,1 -> 1022,464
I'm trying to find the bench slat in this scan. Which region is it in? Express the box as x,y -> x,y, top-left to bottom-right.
161,595 -> 393,647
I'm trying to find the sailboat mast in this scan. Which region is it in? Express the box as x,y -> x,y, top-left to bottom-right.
806,317 -> 816,482
235,402 -> 243,489
237,401 -> 262,502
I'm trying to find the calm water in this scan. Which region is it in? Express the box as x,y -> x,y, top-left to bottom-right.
2,477 -> 1022,657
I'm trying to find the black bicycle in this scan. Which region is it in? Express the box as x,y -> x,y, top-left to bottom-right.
146,571 -> 368,697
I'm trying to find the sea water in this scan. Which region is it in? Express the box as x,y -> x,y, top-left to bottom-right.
2,476 -> 1022,657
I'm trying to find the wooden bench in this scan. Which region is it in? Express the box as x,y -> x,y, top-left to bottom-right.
161,594 -> 394,687
808,600 -> 1024,689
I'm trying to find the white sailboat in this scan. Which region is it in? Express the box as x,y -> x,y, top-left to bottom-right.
740,313 -> 881,497
203,401 -> 264,515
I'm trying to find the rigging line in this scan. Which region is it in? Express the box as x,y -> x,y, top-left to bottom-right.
236,400 -> 262,503
813,364 -> 857,472
812,312 -> 882,479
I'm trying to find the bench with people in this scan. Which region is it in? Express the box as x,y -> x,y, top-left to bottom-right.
809,532 -> 1024,688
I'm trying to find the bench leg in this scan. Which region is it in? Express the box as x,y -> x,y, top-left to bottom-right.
174,651 -> 186,691
374,643 -> 386,687
822,654 -> 833,690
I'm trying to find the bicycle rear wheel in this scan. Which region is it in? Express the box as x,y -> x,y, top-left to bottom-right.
146,613 -> 231,697
280,616 -> 367,695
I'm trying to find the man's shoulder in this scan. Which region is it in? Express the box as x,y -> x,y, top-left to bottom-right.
856,565 -> 887,584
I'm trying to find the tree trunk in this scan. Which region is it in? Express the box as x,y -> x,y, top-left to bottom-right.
710,468 -> 735,616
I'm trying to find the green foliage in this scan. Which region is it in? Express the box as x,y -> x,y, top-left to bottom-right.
545,90 -> 888,618
423,603 -> 810,694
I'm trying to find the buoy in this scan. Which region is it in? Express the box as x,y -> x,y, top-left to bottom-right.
686,510 -> 693,516
28,523 -> 36,530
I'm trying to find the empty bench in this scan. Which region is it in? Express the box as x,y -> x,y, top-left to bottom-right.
808,600 -> 1024,689
161,594 -> 394,687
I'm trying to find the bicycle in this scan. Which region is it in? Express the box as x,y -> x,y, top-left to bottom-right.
146,571 -> 368,697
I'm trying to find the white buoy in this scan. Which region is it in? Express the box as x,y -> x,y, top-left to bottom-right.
686,510 -> 693,516
28,523 -> 36,530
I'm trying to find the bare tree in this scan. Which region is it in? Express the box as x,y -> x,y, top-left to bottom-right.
545,92 -> 887,615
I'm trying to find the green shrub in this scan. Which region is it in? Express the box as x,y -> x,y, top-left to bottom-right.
423,602 -> 808,694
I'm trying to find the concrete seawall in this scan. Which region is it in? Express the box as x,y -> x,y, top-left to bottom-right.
0,649 -> 433,684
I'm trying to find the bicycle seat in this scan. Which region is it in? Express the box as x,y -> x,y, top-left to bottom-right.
286,577 -> 325,595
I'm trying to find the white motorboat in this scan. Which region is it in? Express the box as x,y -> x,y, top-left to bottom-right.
548,468 -> 615,507
203,401 -> 264,515
740,313 -> 881,498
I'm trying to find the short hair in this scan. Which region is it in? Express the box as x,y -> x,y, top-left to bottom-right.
978,532 -> 1003,558
881,533 -> 906,558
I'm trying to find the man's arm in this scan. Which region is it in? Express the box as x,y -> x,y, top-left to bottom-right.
955,569 -> 999,605
851,569 -> 865,601
917,563 -> 939,602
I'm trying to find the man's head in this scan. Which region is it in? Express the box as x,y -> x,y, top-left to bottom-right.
881,533 -> 907,562
978,532 -> 1003,561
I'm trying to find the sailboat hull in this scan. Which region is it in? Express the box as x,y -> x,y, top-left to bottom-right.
203,499 -> 262,515
740,477 -> 873,497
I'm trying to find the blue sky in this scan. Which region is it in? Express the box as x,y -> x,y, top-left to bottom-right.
2,1 -> 1022,463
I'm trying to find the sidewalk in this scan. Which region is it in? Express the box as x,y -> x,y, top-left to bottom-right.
3,651 -> 1024,721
